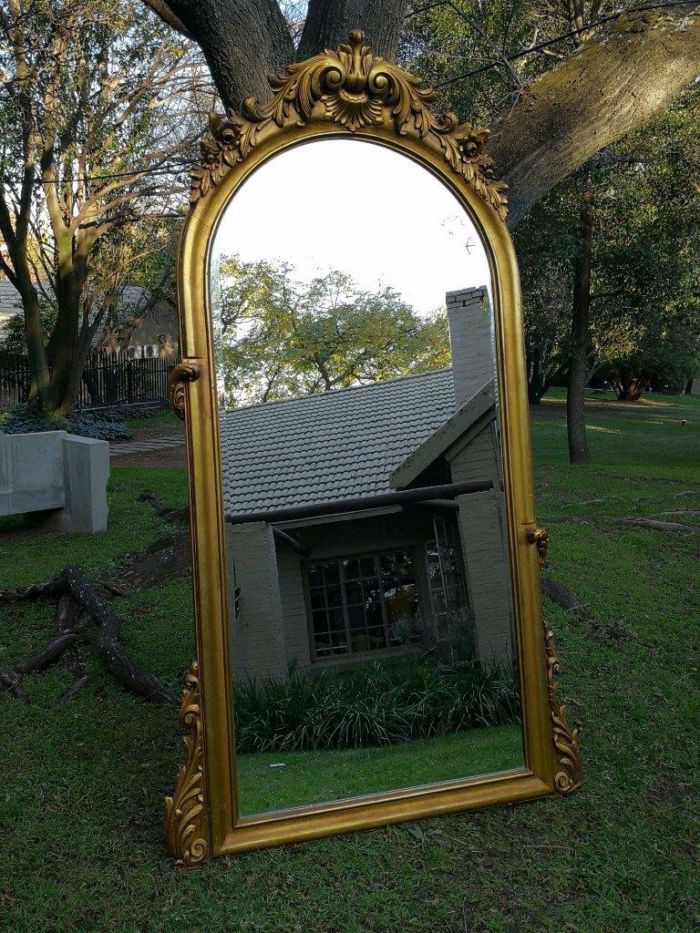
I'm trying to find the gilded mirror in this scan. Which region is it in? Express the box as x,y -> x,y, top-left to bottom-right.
167,32 -> 581,864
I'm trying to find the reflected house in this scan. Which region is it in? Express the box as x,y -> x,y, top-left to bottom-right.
222,286 -> 513,681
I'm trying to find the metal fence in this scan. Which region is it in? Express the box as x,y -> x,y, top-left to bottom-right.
0,350 -> 179,411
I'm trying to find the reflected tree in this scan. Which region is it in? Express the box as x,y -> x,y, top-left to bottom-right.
215,254 -> 451,406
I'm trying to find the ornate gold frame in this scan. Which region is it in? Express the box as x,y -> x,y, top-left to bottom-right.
166,31 -> 580,864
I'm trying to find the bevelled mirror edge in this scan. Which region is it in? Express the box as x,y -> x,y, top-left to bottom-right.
166,31 -> 581,866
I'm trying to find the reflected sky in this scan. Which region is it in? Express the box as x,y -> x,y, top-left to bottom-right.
212,138 -> 491,316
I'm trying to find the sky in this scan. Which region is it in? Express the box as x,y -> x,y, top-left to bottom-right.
210,138 -> 491,317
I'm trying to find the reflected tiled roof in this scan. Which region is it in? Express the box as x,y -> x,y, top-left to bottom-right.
219,369 -> 456,516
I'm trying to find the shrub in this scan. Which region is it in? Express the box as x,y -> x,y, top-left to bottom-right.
234,657 -> 520,753
0,404 -> 132,440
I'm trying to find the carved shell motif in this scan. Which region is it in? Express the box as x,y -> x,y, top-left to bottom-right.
165,661 -> 209,866
191,30 -> 508,221
543,622 -> 582,794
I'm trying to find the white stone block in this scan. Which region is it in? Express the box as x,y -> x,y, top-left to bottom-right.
0,431 -> 65,516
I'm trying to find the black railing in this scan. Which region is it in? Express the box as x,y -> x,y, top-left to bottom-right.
0,350 -> 179,412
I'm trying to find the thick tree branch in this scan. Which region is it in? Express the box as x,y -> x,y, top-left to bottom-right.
150,0 -> 294,108
488,5 -> 700,227
140,0 -> 194,39
299,0 -> 411,60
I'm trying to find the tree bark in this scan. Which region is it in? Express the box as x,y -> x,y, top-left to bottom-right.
490,6 -> 700,227
144,0 -> 294,108
298,0 -> 411,61
567,198 -> 593,465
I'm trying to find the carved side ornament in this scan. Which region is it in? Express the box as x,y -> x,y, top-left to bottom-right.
191,30 -> 508,221
165,661 -> 209,865
544,623 -> 582,794
169,360 -> 200,421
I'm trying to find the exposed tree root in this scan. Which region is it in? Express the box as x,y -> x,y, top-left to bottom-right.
1,565 -> 177,705
540,576 -> 640,644
138,490 -> 189,524
114,531 -> 190,592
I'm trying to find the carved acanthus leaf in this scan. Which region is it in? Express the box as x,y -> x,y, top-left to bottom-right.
543,622 -> 582,794
165,660 -> 209,866
191,30 -> 508,220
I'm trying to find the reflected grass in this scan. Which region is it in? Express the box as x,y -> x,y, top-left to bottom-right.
238,723 -> 523,814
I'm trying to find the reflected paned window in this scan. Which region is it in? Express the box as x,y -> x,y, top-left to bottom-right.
308,550 -> 419,658
425,516 -> 469,623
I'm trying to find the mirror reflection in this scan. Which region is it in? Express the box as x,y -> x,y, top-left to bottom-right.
209,140 -> 523,816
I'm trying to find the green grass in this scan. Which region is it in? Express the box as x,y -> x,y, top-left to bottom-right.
238,725 -> 523,815
1,392 -> 699,931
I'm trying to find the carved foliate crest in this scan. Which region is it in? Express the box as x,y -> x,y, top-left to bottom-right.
543,622 -> 582,794
165,661 -> 209,865
191,30 -> 508,220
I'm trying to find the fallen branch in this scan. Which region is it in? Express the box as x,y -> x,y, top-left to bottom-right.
139,490 -> 189,524
114,532 -> 190,592
618,517 -> 694,533
1,631 -> 79,701
541,576 -> 633,642
2,575 -> 71,603
55,595 -> 88,697
1,566 -> 177,705
63,565 -> 177,704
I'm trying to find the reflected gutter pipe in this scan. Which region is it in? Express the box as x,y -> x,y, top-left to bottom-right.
225,479 -> 493,526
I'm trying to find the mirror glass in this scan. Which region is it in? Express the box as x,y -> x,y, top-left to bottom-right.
209,139 -> 523,817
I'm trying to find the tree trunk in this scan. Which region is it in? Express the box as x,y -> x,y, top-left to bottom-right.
298,0 -> 410,61
145,0 -> 295,109
143,0 -> 411,109
611,370 -> 649,401
566,198 -> 593,465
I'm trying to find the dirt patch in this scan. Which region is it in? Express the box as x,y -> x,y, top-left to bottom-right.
112,446 -> 186,469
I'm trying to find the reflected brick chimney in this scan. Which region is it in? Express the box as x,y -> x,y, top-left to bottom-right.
446,286 -> 496,408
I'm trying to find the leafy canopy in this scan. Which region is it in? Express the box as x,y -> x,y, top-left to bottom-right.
215,255 -> 451,407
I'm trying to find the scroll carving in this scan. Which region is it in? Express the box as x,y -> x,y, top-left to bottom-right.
527,526 -> 549,567
543,622 -> 582,794
165,660 -> 209,866
169,360 -> 200,421
191,30 -> 508,220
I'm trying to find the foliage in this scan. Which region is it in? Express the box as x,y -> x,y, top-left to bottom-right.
0,0 -> 210,415
0,403 -> 132,440
404,5 -> 700,404
215,255 -> 451,406
234,657 -> 520,753
0,301 -> 56,355
512,89 -> 700,401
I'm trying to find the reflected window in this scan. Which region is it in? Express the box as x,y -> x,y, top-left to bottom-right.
308,550 -> 419,659
425,517 -> 471,649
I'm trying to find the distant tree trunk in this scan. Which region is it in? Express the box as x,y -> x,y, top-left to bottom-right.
566,198 -> 594,465
610,369 -> 650,401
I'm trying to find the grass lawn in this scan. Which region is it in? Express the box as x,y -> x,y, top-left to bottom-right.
238,725 -> 524,816
1,393 -> 699,931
